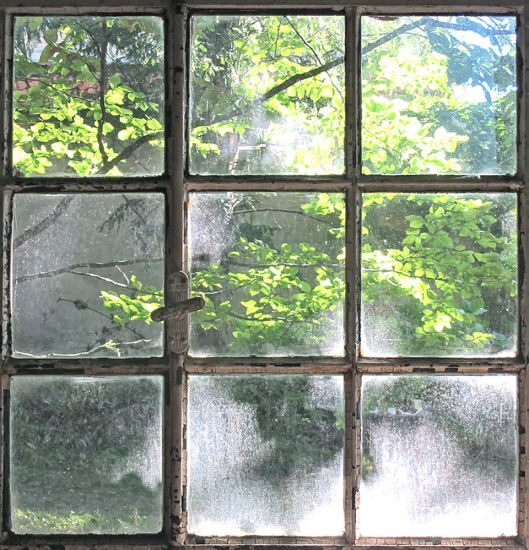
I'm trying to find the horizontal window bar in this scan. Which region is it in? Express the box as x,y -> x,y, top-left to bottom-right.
2,4 -> 169,11
3,358 -> 170,375
0,177 -> 171,191
184,362 -> 351,374
356,360 -> 524,373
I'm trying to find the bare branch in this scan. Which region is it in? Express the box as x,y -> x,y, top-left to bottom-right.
14,338 -> 153,359
232,208 -> 334,225
13,195 -> 75,250
15,257 -> 163,284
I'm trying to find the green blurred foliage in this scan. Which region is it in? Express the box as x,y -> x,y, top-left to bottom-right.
11,377 -> 162,534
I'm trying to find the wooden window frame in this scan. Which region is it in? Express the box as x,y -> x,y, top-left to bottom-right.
0,1 -> 527,549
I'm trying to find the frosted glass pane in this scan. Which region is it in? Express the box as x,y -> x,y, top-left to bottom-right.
14,16 -> 164,177
189,16 -> 344,175
10,376 -> 163,534
187,375 -> 344,536
189,192 -> 345,357
361,16 -> 516,175
12,193 -> 164,358
361,193 -> 517,357
359,375 -> 517,537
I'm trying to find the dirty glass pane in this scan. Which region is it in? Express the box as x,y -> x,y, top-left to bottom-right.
12,193 -> 164,358
187,375 -> 344,536
14,16 -> 164,176
359,374 -> 517,537
361,16 -> 516,175
189,192 -> 345,357
189,16 -> 345,175
361,193 -> 517,357
10,375 -> 163,534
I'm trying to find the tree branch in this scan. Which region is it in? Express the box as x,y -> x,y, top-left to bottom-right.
202,16 -> 513,128
96,131 -> 163,174
232,208 -> 334,225
15,257 -> 163,284
13,195 -> 75,250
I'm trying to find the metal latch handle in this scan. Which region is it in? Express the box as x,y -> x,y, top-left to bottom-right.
150,296 -> 204,322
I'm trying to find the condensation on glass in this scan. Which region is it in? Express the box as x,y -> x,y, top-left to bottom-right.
9,375 -> 164,535
13,16 -> 165,177
361,16 -> 517,175
187,375 -> 344,536
188,192 -> 345,357
12,193 -> 165,358
189,15 -> 345,175
359,374 -> 518,537
361,193 -> 518,357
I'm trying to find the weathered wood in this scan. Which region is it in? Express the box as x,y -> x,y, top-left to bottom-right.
185,363 -> 351,374
521,5 -> 529,544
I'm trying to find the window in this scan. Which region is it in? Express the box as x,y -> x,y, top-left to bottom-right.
0,2 -> 528,550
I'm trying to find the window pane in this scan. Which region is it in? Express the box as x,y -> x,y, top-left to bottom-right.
361,193 -> 517,357
187,375 -> 344,536
10,375 -> 163,534
359,374 -> 517,537
14,16 -> 164,177
189,192 -> 345,357
361,16 -> 516,175
189,16 -> 344,175
12,193 -> 165,358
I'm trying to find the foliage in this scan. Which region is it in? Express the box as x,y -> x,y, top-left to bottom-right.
189,192 -> 345,355
14,16 -> 164,176
190,15 -> 345,175
361,16 -> 516,175
101,275 -> 163,328
362,193 -> 517,355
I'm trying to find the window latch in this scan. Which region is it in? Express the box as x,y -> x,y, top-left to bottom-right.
150,296 -> 204,322
150,271 -> 204,353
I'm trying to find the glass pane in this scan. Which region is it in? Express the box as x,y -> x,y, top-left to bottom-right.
187,375 -> 344,536
189,192 -> 345,356
14,16 -> 164,176
359,374 -> 517,537
361,16 -> 516,175
189,16 -> 344,175
361,193 -> 517,357
12,193 -> 165,358
10,375 -> 163,534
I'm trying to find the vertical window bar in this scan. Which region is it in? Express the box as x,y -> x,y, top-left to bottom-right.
518,370 -> 526,540
521,5 -> 529,545
345,9 -> 358,541
345,6 -> 358,360
1,188 -> 12,362
168,3 -> 187,545
1,12 -> 9,539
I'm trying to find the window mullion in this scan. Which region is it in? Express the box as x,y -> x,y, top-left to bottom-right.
520,5 -> 529,545
167,2 -> 188,545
